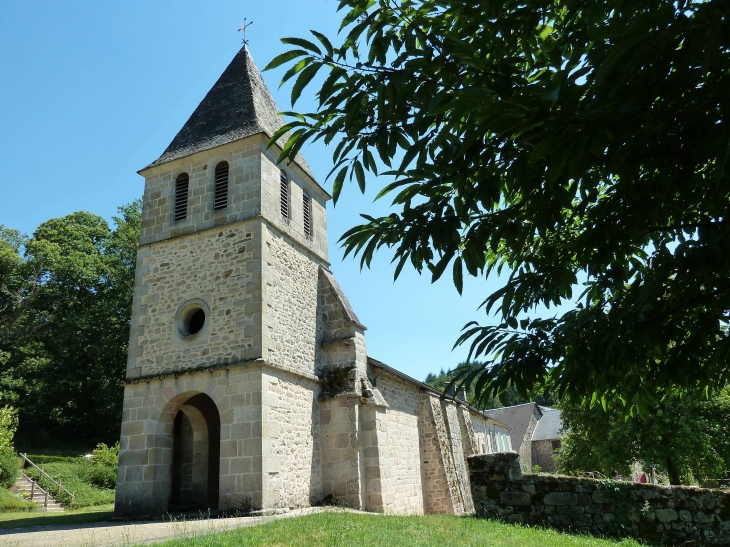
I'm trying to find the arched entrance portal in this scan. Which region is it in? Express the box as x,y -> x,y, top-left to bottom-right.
169,393 -> 220,512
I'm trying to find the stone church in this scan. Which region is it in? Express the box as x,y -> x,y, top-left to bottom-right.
114,46 -> 511,517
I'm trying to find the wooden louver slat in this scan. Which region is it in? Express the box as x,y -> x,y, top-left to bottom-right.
174,173 -> 189,221
303,192 -> 312,237
214,161 -> 229,210
280,171 -> 289,219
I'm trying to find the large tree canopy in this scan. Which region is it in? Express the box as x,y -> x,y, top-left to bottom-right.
267,0 -> 730,412
0,202 -> 140,449
557,390 -> 730,485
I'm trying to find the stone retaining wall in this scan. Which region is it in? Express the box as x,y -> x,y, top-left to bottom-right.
468,452 -> 730,545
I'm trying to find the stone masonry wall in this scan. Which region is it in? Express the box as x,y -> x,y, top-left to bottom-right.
262,226 -> 322,378
470,415 -> 511,455
260,146 -> 328,260
518,410 -> 539,471
261,369 -> 321,509
116,365 -> 265,515
417,392 -> 457,514
443,402 -> 474,514
319,396 -> 363,508
127,221 -> 262,378
469,452 -> 730,546
139,136 -> 328,262
139,140 -> 262,246
377,374 -> 424,515
532,440 -> 558,473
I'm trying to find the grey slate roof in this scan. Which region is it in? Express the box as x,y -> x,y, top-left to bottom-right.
483,403 -> 542,452
145,47 -> 315,180
531,407 -> 564,441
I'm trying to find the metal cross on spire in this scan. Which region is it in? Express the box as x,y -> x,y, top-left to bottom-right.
239,18 -> 253,49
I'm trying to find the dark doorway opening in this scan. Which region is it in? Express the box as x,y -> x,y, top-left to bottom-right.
170,393 -> 220,512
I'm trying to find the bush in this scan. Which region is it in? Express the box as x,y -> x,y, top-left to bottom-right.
84,463 -> 117,490
90,442 -> 119,468
26,455 -> 83,465
0,448 -> 20,488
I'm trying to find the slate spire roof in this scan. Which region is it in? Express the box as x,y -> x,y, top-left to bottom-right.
146,47 -> 314,178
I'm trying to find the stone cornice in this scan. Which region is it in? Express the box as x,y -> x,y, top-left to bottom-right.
123,357 -> 321,385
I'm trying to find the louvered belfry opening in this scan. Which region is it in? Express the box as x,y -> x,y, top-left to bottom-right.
280,170 -> 289,219
303,192 -> 312,237
214,161 -> 229,210
174,173 -> 190,221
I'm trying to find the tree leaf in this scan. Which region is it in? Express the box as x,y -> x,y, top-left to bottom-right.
291,63 -> 322,106
281,37 -> 322,55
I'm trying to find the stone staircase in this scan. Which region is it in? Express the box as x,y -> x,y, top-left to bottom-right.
14,473 -> 65,512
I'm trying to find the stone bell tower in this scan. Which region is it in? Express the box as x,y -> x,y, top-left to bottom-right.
114,46 -> 373,515
115,42 -> 514,520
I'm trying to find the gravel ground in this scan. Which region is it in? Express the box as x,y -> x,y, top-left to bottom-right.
0,507 -> 353,547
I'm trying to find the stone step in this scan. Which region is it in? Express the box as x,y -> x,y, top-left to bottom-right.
13,477 -> 66,512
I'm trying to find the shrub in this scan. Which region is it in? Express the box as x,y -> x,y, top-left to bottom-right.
26,455 -> 83,465
84,463 -> 117,490
90,442 -> 119,468
0,448 -> 20,488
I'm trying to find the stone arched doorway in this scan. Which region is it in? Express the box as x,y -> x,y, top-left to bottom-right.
169,393 -> 220,512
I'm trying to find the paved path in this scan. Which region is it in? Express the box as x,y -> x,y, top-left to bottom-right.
0,507 -> 355,547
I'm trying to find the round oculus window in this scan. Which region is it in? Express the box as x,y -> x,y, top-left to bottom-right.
182,307 -> 206,336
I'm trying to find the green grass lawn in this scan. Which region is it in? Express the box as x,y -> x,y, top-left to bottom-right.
0,487 -> 37,512
0,503 -> 114,530
150,512 -> 643,547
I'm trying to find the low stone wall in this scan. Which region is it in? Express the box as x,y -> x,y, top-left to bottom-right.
468,452 -> 730,545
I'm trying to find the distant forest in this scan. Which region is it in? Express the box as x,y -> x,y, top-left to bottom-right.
424,363 -> 557,410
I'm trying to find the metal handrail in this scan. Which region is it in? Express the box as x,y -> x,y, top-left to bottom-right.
20,453 -> 75,506
19,470 -> 49,509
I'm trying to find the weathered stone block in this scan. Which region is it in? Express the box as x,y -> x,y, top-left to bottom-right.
656,508 -> 678,523
500,492 -> 532,506
552,514 -> 572,526
544,492 -> 578,506
556,505 -> 584,516
592,490 -> 609,504
694,510 -> 715,524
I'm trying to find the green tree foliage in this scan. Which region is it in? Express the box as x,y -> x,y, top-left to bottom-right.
557,391 -> 730,485
267,0 -> 730,412
0,201 -> 141,448
0,402 -> 18,451
0,398 -> 19,488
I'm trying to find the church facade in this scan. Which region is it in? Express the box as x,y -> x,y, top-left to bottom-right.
114,46 -> 511,517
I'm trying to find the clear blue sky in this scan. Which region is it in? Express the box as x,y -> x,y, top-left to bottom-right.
0,1 -> 533,381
